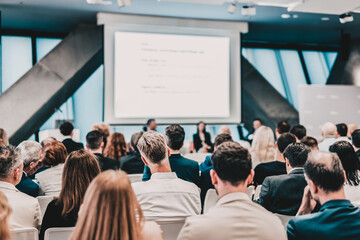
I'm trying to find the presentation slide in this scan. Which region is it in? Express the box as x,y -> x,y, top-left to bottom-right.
114,31 -> 230,119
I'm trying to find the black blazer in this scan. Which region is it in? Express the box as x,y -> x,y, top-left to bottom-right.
94,153 -> 119,172
62,138 -> 84,154
120,151 -> 144,174
193,132 -> 213,152
256,168 -> 307,216
142,154 -> 200,186
253,161 -> 287,186
16,172 -> 39,197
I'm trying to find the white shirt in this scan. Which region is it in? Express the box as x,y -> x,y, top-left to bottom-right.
132,172 -> 201,221
0,181 -> 41,229
344,183 -> 360,204
36,164 -> 64,196
318,138 -> 338,152
337,136 -> 352,143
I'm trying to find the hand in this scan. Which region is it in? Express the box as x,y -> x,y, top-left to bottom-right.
297,185 -> 316,215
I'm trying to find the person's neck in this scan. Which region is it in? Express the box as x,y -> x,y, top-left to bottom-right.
149,163 -> 172,174
89,148 -> 103,154
275,151 -> 285,163
217,182 -> 247,199
0,178 -> 16,186
170,149 -> 181,154
318,189 -> 346,205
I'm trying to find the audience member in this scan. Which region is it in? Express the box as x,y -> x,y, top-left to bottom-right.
40,137 -> 56,147
91,122 -> 111,148
86,130 -> 118,171
300,136 -> 319,151
275,121 -> 291,139
318,122 -> 338,151
16,141 -> 42,197
329,141 -> 360,203
347,123 -> 358,138
143,118 -> 158,132
70,171 -> 163,240
287,152 -> 360,239
0,129 -> 9,146
36,141 -> 67,196
193,121 -> 213,153
143,125 -> 200,186
352,129 -> 360,160
247,118 -> 263,141
250,126 -> 276,168
256,143 -> 310,215
120,131 -> 145,174
0,146 -> 41,229
0,191 -> 11,240
59,122 -> 83,153
103,132 -> 127,163
39,150 -> 101,240
177,142 -> 286,240
336,123 -> 351,142
253,133 -> 296,186
133,131 -> 200,221
219,125 -> 250,149
290,124 -> 306,141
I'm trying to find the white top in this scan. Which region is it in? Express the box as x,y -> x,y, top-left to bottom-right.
141,221 -> 163,240
132,172 -> 201,221
344,183 -> 360,204
337,136 -> 352,143
0,181 -> 41,229
318,138 -> 338,152
36,164 -> 64,196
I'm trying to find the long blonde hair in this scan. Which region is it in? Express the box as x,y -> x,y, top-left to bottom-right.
70,170 -> 144,240
250,126 -> 275,164
0,192 -> 11,240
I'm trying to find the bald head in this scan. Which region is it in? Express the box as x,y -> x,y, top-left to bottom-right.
219,125 -> 231,135
321,122 -> 337,138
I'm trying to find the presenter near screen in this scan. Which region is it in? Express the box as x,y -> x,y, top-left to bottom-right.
193,121 -> 213,153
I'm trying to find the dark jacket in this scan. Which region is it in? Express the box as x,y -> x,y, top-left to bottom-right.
16,172 -> 39,197
256,168 -> 307,215
62,138 -> 84,154
193,132 -> 213,152
287,200 -> 360,240
94,153 -> 119,172
199,155 -> 212,172
142,153 -> 200,186
120,151 -> 144,174
253,161 -> 287,186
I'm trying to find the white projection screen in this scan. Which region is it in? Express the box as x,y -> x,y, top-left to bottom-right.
98,13 -> 248,125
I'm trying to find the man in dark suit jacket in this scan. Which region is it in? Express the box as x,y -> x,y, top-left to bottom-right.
287,151 -> 360,240
142,124 -> 199,186
253,133 -> 296,186
256,143 -> 310,215
120,131 -> 145,174
86,130 -> 118,171
59,122 -> 84,153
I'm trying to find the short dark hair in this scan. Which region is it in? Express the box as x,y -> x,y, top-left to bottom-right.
290,125 -> 307,140
130,131 -> 144,152
253,118 -> 262,124
86,131 -> 104,150
277,133 -> 296,153
352,129 -> 360,148
214,133 -> 233,148
301,136 -> 318,149
283,143 -> 310,168
165,124 -> 185,150
329,141 -> 360,186
212,142 -> 252,186
146,119 -> 155,126
277,121 -> 291,134
59,122 -> 74,136
336,123 -> 348,137
304,152 -> 345,192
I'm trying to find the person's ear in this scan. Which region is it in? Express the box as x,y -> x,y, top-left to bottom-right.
14,167 -> 22,182
167,147 -> 171,157
285,157 -> 290,167
246,169 -> 255,185
141,156 -> 149,166
275,142 -> 278,149
308,179 -> 318,194
85,144 -> 90,150
100,142 -> 104,149
275,128 -> 279,134
210,169 -> 218,186
343,170 -> 347,183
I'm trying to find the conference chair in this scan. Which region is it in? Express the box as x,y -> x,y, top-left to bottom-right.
44,227 -> 74,240
275,213 -> 293,229
184,153 -> 211,164
203,189 -> 218,214
253,185 -> 262,200
127,174 -> 143,183
11,227 -> 38,240
37,195 -> 56,215
156,220 -> 186,240
246,185 -> 255,200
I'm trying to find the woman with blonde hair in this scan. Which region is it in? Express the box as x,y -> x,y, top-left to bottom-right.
71,170 -> 163,240
250,126 -> 276,168
92,122 -> 111,148
39,150 -> 101,240
0,128 -> 8,146
0,191 -> 11,240
104,132 -> 128,163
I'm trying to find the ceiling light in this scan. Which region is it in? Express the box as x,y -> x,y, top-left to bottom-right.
118,0 -> 132,7
228,2 -> 237,14
339,13 -> 354,24
281,13 -> 291,19
242,5 -> 256,16
86,0 -> 112,5
321,17 -> 330,21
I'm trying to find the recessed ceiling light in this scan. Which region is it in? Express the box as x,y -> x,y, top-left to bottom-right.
281,14 -> 291,19
321,17 -> 330,21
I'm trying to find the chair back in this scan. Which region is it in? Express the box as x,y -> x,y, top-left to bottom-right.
37,195 -> 56,215
246,185 -> 255,200
203,189 -> 218,213
253,185 -> 262,200
11,228 -> 38,240
275,213 -> 293,229
44,227 -> 74,240
157,220 -> 186,240
127,174 -> 143,183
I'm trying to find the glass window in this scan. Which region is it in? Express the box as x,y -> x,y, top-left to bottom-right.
36,38 -> 61,61
1,36 -> 32,92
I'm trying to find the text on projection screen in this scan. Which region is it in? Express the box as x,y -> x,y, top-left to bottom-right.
114,31 -> 230,118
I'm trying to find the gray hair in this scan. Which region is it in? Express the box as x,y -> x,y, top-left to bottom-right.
137,131 -> 167,164
17,141 -> 42,167
0,145 -> 23,179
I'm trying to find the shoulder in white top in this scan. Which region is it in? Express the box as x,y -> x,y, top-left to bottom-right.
36,164 -> 64,196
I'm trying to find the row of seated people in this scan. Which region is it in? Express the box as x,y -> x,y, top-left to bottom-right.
0,123 -> 360,239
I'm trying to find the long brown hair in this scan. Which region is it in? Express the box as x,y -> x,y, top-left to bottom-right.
57,150 -> 100,216
0,192 -> 11,240
42,141 -> 68,167
70,170 -> 144,240
103,132 -> 127,162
